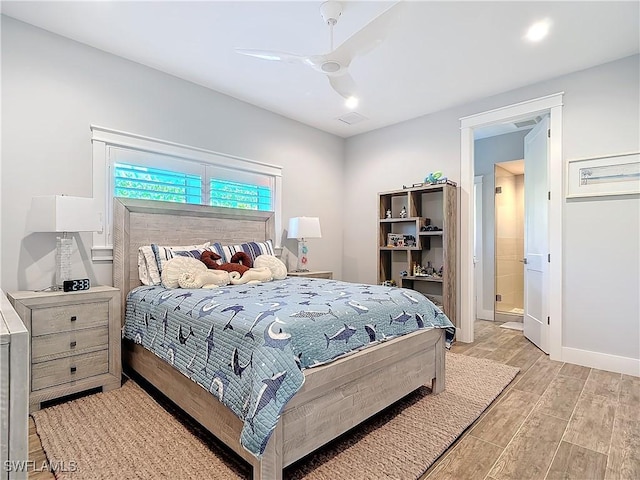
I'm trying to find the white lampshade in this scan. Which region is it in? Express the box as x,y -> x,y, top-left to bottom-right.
29,195 -> 101,233
287,217 -> 322,239
29,195 -> 101,290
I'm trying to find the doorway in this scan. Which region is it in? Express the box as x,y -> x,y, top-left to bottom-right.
473,114 -> 551,353
459,92 -> 563,360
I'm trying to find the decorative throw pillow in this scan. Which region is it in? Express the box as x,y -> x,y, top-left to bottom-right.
137,242 -> 212,286
138,245 -> 160,286
254,254 -> 287,280
220,239 -> 275,264
161,256 -> 207,289
152,242 -> 212,277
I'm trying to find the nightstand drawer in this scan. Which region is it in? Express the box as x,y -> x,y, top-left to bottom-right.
31,302 -> 109,336
31,349 -> 109,391
32,326 -> 109,363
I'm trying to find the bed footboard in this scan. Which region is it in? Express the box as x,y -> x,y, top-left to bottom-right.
123,328 -> 445,479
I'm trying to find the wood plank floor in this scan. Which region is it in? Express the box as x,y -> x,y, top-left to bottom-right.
28,320 -> 640,479
423,320 -> 640,480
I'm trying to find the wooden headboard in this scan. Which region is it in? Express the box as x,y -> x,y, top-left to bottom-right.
112,198 -> 275,322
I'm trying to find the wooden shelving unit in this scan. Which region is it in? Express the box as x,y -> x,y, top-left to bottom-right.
378,182 -> 458,327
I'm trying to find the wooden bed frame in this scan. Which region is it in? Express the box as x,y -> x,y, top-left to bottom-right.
113,197 -> 446,480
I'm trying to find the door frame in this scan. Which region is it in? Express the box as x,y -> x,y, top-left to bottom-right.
459,93 -> 563,361
474,175 -> 492,320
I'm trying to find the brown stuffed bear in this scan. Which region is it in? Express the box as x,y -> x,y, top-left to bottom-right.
200,250 -> 252,276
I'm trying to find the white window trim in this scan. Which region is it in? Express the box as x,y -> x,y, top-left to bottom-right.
91,125 -> 283,261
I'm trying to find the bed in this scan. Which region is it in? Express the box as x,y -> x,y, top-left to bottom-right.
114,197 -> 453,480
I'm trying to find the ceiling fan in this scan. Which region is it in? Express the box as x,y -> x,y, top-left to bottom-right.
235,1 -> 401,102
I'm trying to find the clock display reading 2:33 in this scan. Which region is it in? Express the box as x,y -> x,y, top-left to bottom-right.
63,279 -> 90,292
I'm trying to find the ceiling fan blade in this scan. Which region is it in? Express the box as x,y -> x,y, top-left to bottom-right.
235,49 -> 309,65
328,72 -> 357,99
331,2 -> 404,65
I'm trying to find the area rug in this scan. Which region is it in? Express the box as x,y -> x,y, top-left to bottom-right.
31,352 -> 519,480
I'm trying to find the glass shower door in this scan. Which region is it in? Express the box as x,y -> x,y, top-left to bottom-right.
494,164 -> 524,318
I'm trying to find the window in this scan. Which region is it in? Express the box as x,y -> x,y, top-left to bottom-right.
91,126 -> 282,259
114,163 -> 202,204
110,146 -> 275,211
114,162 -> 273,211
210,179 -> 271,211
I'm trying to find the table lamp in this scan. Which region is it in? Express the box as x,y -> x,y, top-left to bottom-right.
287,217 -> 322,272
29,195 -> 101,290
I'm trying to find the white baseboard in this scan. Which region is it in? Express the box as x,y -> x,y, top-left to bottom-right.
561,347 -> 640,377
476,308 -> 494,321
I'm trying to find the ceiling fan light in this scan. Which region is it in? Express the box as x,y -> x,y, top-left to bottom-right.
526,19 -> 551,42
321,61 -> 341,73
345,96 -> 359,109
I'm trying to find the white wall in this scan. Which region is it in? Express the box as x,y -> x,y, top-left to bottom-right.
1,16 -> 345,292
2,16 -> 638,372
474,130 -> 529,315
345,55 -> 640,370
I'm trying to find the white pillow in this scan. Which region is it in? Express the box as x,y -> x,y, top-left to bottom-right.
137,242 -> 211,286
161,256 -> 207,289
254,254 -> 287,280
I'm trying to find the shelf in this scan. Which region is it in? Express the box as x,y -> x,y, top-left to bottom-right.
378,181 -> 456,196
402,275 -> 444,283
379,217 -> 421,223
378,182 -> 457,328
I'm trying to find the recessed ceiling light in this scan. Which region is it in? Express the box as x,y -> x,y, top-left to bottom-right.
526,19 -> 551,42
345,96 -> 359,109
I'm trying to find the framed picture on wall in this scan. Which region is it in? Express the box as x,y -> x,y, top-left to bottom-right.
566,152 -> 640,198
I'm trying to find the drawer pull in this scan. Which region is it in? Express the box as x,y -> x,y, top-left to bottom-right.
70,341 -> 77,348
70,366 -> 77,374
70,316 -> 77,322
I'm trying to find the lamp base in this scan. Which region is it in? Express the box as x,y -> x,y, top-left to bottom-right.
56,236 -> 72,290
296,239 -> 310,272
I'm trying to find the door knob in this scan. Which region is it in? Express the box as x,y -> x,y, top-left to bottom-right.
520,258 -> 528,264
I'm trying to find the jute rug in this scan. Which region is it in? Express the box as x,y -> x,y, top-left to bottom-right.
31,352 -> 519,480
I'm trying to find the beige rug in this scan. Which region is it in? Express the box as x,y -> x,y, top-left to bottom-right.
31,353 -> 519,480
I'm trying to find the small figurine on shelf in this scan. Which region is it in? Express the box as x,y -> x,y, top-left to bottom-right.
425,171 -> 448,185
425,261 -> 434,275
399,206 -> 407,218
404,235 -> 416,247
385,209 -> 392,219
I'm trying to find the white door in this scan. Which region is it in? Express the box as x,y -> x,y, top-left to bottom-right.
523,116 -> 550,353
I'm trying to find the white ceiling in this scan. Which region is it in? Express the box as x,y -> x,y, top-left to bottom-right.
2,1 -> 638,138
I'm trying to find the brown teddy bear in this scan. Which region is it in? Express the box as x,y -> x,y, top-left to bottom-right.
200,250 -> 253,276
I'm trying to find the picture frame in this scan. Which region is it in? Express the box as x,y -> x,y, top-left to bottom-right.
387,233 -> 404,247
566,152 -> 640,198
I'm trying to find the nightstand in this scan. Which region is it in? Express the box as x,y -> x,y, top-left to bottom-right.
287,271 -> 333,279
7,285 -> 121,412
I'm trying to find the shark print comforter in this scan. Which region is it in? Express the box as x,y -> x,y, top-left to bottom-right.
122,277 -> 455,457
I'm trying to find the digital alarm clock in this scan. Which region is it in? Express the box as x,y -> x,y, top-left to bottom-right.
62,279 -> 91,292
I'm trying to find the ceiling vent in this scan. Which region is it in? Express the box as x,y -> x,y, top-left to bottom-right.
513,115 -> 542,128
337,112 -> 368,125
